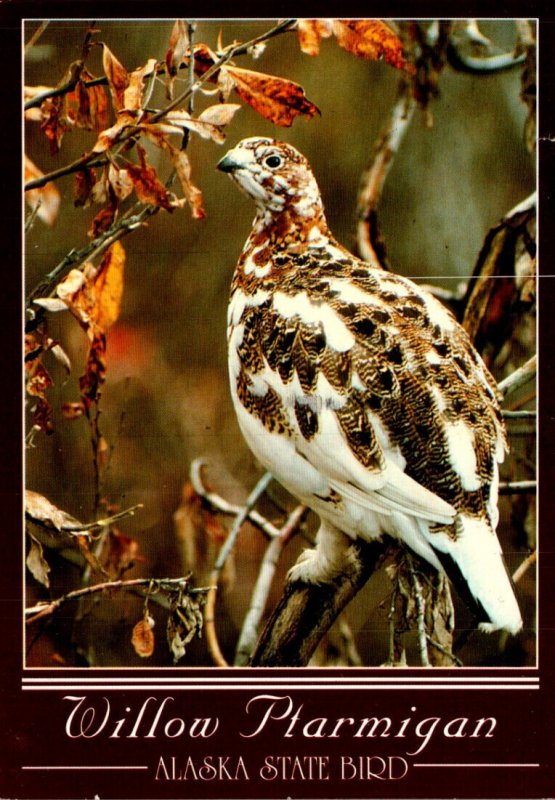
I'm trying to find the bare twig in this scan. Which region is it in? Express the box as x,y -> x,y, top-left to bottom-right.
234,504 -> 307,666
499,480 -> 536,495
190,459 -> 281,539
406,553 -> 431,666
204,472 -> 273,667
356,78 -> 416,264
62,504 -> 142,533
426,634 -> 463,666
447,20 -> 526,73
25,21 -> 50,52
512,550 -> 536,584
25,576 -> 211,623
498,355 -> 537,399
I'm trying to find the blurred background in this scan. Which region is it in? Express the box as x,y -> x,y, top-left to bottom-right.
24,19 -> 536,667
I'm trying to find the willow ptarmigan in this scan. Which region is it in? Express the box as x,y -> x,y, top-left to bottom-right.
218,136 -> 522,635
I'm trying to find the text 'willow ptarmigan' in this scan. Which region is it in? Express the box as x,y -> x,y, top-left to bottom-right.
218,136 -> 522,635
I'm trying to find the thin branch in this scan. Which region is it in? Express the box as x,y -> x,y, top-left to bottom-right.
447,21 -> 526,74
512,550 -> 536,584
502,409 -> 536,420
234,504 -> 307,666
204,472 -> 274,667
190,459 -> 281,539
498,355 -> 537,399
406,553 -> 430,667
499,480 -> 536,496
426,634 -> 463,666
25,576 -> 211,623
25,21 -> 50,52
356,77 -> 416,264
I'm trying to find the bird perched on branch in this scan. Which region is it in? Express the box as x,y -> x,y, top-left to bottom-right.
218,136 -> 522,635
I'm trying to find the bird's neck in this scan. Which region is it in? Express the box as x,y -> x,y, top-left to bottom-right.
249,200 -> 332,252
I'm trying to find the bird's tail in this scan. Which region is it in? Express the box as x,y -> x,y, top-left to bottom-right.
426,515 -> 523,635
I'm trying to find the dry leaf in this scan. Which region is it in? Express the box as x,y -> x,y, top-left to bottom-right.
167,146 -> 205,219
102,42 -> 129,110
25,489 -> 79,531
108,164 -> 134,201
127,145 -> 174,210
222,65 -> 320,127
165,20 -> 189,99
123,59 -> 157,114
332,20 -> 414,72
25,155 -> 61,225
297,19 -> 333,56
74,167 -> 97,208
106,529 -> 142,576
132,616 -> 155,658
198,102 -> 241,127
26,534 -> 51,587
65,68 -> 110,131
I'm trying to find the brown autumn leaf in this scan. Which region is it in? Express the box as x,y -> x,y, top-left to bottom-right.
26,534 -> 51,588
126,145 -> 174,210
102,42 -> 129,111
167,146 -> 205,219
88,190 -> 118,238
65,68 -> 110,131
74,167 -> 98,207
106,528 -> 142,577
91,117 -> 135,153
108,163 -> 134,201
25,343 -> 54,434
165,20 -> 189,99
39,95 -> 68,155
332,20 -> 414,73
25,155 -> 61,225
123,58 -> 157,114
132,616 -> 155,658
297,19 -> 333,55
221,65 -> 320,127
25,489 -> 81,531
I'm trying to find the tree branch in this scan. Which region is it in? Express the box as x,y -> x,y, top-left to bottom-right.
250,540 -> 385,667
25,576 -> 211,624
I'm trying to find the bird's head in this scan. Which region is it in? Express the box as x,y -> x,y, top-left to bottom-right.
217,137 -> 324,219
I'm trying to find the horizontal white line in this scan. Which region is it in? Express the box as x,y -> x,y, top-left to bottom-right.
22,765 -> 148,771
22,675 -> 540,686
414,763 -> 540,768
21,684 -> 538,691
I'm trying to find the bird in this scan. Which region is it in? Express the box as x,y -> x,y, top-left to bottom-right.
217,136 -> 522,635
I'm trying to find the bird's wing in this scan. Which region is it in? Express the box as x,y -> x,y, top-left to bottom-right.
242,251 -> 505,527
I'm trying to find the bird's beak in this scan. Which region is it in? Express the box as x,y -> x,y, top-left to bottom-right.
216,152 -> 239,173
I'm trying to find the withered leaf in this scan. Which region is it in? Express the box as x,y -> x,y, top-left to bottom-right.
57,241 -> 125,332
127,145 -> 174,211
25,353 -> 54,434
26,534 -> 51,588
102,42 -> 129,111
88,191 -> 117,238
132,616 -> 155,658
108,163 -> 134,201
25,489 -> 80,531
222,65 -> 320,127
167,146 -> 205,219
91,117 -> 135,154
107,528 -> 141,576
297,19 -> 333,56
74,167 -> 97,208
165,20 -> 189,99
40,96 -> 67,154
65,68 -> 110,131
123,59 -> 157,114
25,156 -> 61,226
332,20 -> 414,73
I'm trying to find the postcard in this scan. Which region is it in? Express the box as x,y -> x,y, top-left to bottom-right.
9,8 -> 553,799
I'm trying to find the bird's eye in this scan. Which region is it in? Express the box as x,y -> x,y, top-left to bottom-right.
264,155 -> 283,169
